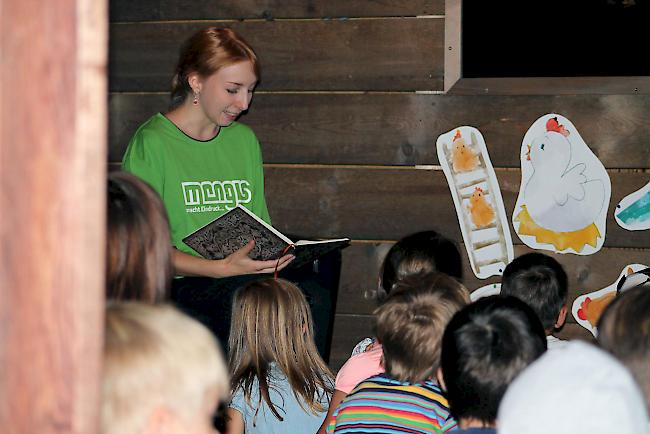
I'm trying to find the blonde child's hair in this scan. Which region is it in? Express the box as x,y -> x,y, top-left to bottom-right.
374,272 -> 471,383
228,278 -> 334,421
102,302 -> 229,434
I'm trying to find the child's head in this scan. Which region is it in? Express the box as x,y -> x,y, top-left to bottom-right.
102,302 -> 228,434
598,285 -> 650,413
228,278 -> 333,419
439,295 -> 547,426
498,342 -> 648,434
374,272 -> 470,383
500,252 -> 568,331
379,230 -> 463,299
107,172 -> 172,303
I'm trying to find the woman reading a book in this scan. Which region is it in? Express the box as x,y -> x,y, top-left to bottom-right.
123,27 -> 293,277
122,27 -> 295,348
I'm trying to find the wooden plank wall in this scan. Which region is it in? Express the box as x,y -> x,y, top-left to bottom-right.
109,1 -> 650,370
1,0 -> 107,432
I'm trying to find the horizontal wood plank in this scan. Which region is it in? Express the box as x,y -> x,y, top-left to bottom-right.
448,77 -> 650,96
265,166 -> 650,248
108,93 -> 650,167
338,242 -> 650,316
329,314 -> 374,371
110,0 -> 444,22
108,19 -> 444,92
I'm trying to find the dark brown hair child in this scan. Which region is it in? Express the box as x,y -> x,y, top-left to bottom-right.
500,252 -> 568,349
598,282 -> 650,414
438,296 -> 547,433
107,171 -> 173,302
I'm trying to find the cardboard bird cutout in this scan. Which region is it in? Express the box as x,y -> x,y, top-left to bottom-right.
572,264 -> 647,337
513,114 -> 611,255
470,283 -> 501,302
437,126 -> 514,279
615,181 -> 650,231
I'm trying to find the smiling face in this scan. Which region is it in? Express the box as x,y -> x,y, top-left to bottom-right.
191,60 -> 257,127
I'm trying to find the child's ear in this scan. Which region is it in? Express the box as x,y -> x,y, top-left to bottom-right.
435,367 -> 447,392
145,406 -> 179,434
555,305 -> 568,329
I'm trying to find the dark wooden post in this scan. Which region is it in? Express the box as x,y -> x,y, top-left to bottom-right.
0,0 -> 107,433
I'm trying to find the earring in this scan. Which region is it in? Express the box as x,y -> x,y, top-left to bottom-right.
192,91 -> 199,105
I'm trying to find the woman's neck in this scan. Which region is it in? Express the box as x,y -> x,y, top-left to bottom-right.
165,102 -> 220,141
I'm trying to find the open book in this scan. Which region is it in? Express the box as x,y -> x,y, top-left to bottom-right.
182,205 -> 350,269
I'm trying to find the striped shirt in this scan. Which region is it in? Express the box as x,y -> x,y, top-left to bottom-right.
327,374 -> 457,433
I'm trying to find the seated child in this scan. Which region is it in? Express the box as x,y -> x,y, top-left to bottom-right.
500,252 -> 569,349
327,272 -> 470,433
101,302 -> 229,434
226,278 -> 333,433
598,282 -> 650,414
107,171 -> 173,303
438,296 -> 547,433
318,230 -> 463,433
498,341 -> 649,434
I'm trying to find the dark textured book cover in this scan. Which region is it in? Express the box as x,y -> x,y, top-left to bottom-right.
182,206 -> 350,267
182,206 -> 290,261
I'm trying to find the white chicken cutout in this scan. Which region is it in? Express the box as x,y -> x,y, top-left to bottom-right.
513,114 -> 611,255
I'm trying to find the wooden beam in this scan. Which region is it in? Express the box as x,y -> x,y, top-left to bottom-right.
265,166 -> 650,249
108,19 -> 444,92
0,0 -> 107,432
337,242 -> 650,316
108,93 -> 650,167
110,0 -> 445,22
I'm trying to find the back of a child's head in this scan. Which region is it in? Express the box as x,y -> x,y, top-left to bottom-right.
374,272 -> 470,383
499,341 -> 649,434
500,252 -> 568,330
107,172 -> 172,303
102,302 -> 228,434
228,278 -> 332,418
440,295 -> 547,425
379,230 -> 463,299
598,285 -> 650,413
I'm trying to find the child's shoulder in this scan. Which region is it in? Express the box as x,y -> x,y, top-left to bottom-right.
335,345 -> 384,393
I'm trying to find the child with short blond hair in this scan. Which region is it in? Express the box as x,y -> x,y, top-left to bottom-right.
328,273 -> 470,433
101,302 -> 228,434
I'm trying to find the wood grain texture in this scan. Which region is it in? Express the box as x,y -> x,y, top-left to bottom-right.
108,92 -> 650,167
110,0 -> 444,22
337,242 -> 650,317
108,19 -> 444,92
265,166 -> 650,248
448,77 -> 650,96
0,0 -> 107,432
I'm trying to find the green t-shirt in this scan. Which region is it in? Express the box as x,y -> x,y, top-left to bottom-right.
122,113 -> 271,257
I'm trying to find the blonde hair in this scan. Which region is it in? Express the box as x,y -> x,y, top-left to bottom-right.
228,278 -> 333,421
374,273 -> 471,383
102,303 -> 229,434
